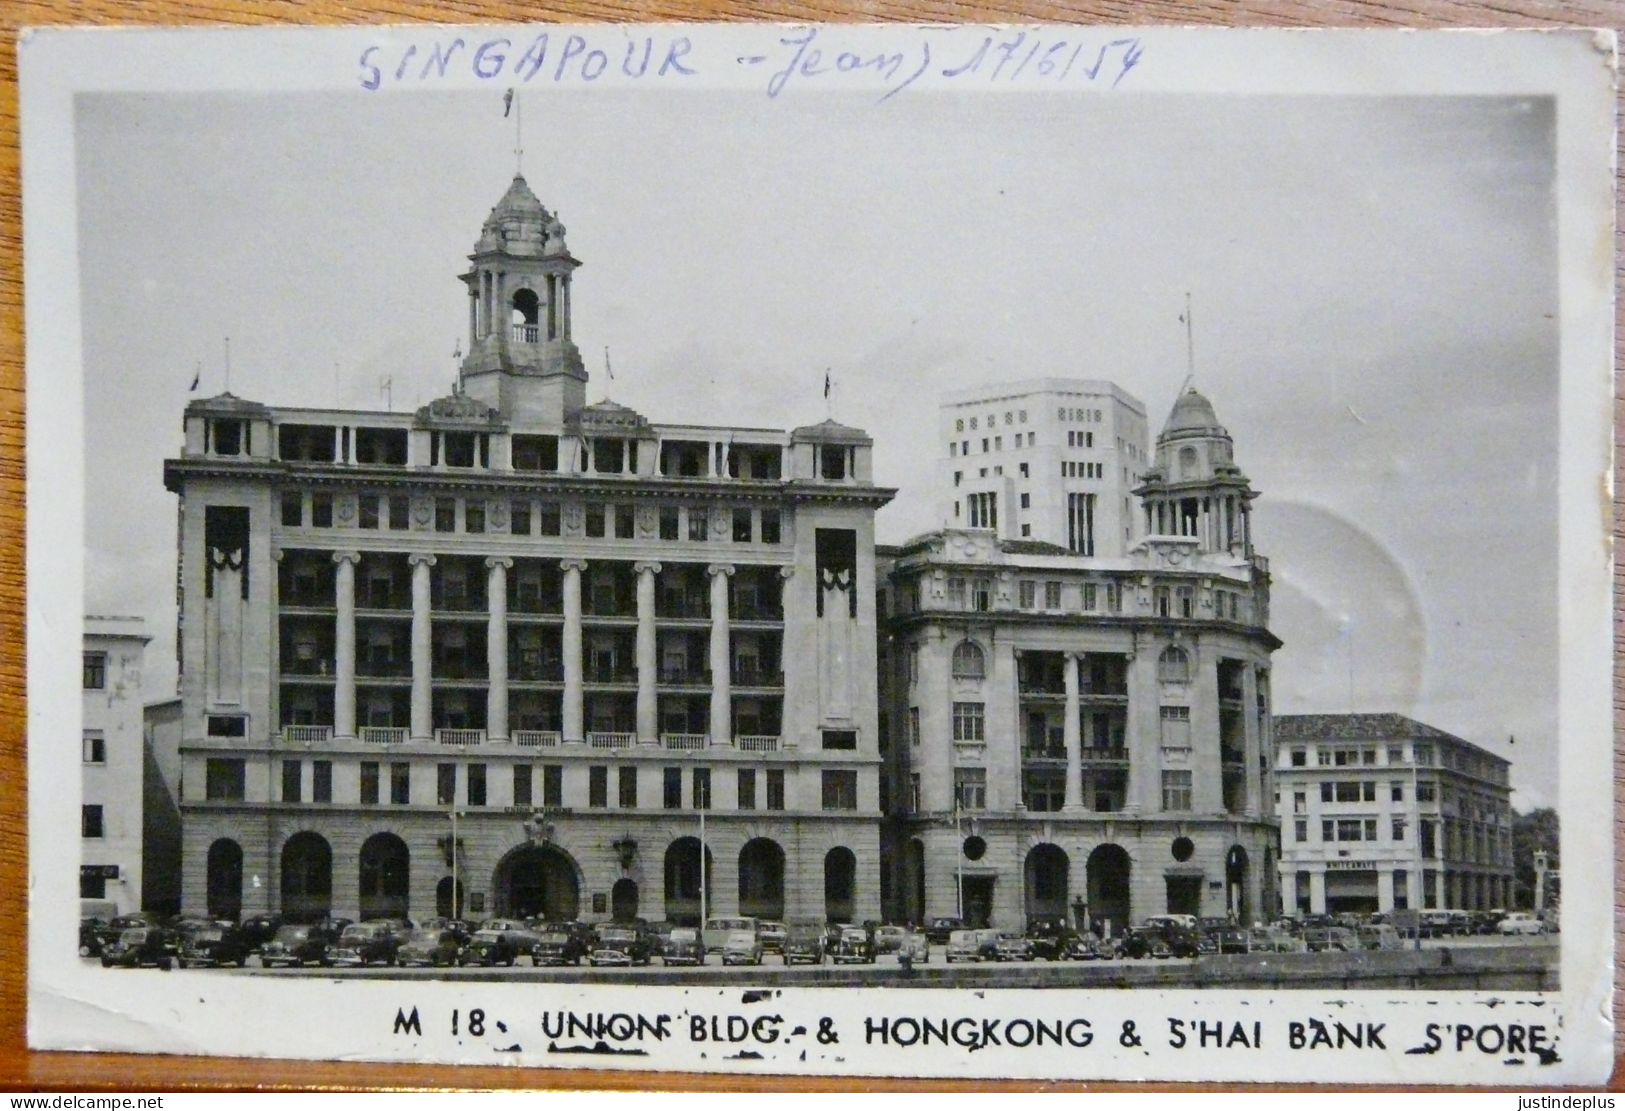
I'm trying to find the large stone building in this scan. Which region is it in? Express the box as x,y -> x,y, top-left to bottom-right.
1273,713 -> 1514,915
879,386 -> 1279,932
164,173 -> 893,926
81,616 -> 150,915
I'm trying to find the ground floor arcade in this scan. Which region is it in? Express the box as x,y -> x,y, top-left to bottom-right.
1280,861 -> 1515,915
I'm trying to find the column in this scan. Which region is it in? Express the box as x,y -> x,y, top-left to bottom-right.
1308,869 -> 1327,916
467,289 -> 477,349
333,552 -> 359,740
1240,664 -> 1261,817
634,561 -> 661,745
561,275 -> 571,339
486,557 -> 512,743
707,564 -> 733,747
561,559 -> 586,742
1062,652 -> 1082,810
409,553 -> 435,741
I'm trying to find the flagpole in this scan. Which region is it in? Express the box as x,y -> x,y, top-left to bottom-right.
954,795 -> 964,922
1184,291 -> 1194,382
699,806 -> 708,958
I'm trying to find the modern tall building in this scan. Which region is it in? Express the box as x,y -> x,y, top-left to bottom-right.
82,616 -> 150,914
880,387 -> 1279,932
1273,713 -> 1514,915
937,379 -> 1149,555
164,172 -> 894,926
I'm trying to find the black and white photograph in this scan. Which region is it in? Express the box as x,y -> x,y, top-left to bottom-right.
22,24 -> 1615,1083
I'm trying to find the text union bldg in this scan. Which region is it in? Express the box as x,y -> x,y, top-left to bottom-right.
165,173 -> 893,926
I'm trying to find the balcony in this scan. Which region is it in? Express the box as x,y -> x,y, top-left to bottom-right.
585,665 -> 637,684
1078,687 -> 1128,702
731,668 -> 783,689
357,590 -> 411,611
732,603 -> 783,623
658,666 -> 709,685
662,732 -> 708,751
283,725 -> 333,744
1018,681 -> 1065,698
1080,746 -> 1130,765
431,590 -> 487,614
1022,745 -> 1067,763
583,598 -> 635,619
510,661 -> 564,682
736,735 -> 779,753
360,726 -> 407,746
357,659 -> 411,678
435,728 -> 487,746
282,658 -> 334,677
657,598 -> 709,620
512,322 -> 541,344
513,729 -> 562,748
952,740 -> 986,762
280,590 -> 335,609
588,732 -> 635,749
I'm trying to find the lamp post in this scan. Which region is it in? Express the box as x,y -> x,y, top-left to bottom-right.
448,806 -> 464,919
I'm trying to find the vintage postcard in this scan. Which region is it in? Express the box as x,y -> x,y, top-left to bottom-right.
20,24 -> 1616,1084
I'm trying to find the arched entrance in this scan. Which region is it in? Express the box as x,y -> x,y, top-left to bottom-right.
492,843 -> 580,921
824,847 -> 856,923
1025,843 -> 1070,922
206,838 -> 243,921
611,878 -> 639,922
1225,845 -> 1250,923
663,837 -> 714,925
1086,843 -> 1131,936
359,832 -> 410,921
436,876 -> 464,919
280,832 -> 332,923
738,838 -> 785,921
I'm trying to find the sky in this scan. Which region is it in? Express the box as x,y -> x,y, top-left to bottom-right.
75,88 -> 1560,808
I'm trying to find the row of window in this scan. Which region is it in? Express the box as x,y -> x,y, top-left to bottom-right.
1061,461 -> 1105,479
951,430 -> 1040,458
280,492 -> 784,545
203,757 -> 862,812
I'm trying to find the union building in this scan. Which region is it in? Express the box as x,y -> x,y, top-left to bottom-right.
166,174 -> 892,926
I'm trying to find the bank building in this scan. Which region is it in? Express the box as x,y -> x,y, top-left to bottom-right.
878,382 -> 1281,931
166,173 -> 893,926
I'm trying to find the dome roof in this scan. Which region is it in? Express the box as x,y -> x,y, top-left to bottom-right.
1161,386 -> 1227,438
475,173 -> 567,257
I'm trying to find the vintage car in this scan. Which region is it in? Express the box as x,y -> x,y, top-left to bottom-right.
661,927 -> 703,966
328,921 -> 404,967
100,926 -> 181,970
1024,918 -> 1073,961
783,920 -> 827,965
1122,919 -> 1203,960
924,917 -> 964,945
1302,926 -> 1358,953
1063,931 -> 1102,960
591,925 -> 655,967
1217,928 -> 1253,955
531,929 -> 588,967
702,916 -> 758,954
478,917 -> 546,955
461,928 -> 524,967
872,925 -> 908,955
898,931 -> 930,965
722,929 -> 765,966
395,928 -> 464,967
757,921 -> 788,956
79,917 -> 110,957
1246,926 -> 1307,953
178,923 -> 255,968
237,913 -> 284,953
259,923 -> 341,968
992,932 -> 1035,962
1355,924 -> 1405,951
945,928 -> 1000,963
829,925 -> 877,965
1497,911 -> 1547,936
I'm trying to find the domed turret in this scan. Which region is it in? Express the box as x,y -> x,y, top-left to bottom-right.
459,173 -> 585,423
1136,386 -> 1255,556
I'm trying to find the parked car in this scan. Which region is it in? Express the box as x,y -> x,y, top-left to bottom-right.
758,921 -> 788,956
79,917 -> 110,957
179,923 -> 255,968
722,929 -> 765,966
703,916 -> 758,954
924,917 -> 964,945
460,928 -> 523,967
395,928 -> 464,967
259,923 -> 341,968
480,917 -> 546,955
1216,928 -> 1253,954
661,927 -> 703,966
1025,917 -> 1073,961
945,928 -> 988,963
328,922 -> 404,967
1497,911 -> 1547,936
829,925 -> 877,965
898,931 -> 930,965
1355,924 -> 1405,951
1246,926 -> 1306,953
992,932 -> 1035,962
1119,925 -> 1173,960
1470,910 -> 1507,935
531,929 -> 587,967
873,925 -> 908,955
1302,926 -> 1357,952
1421,909 -> 1471,938
591,925 -> 655,967
100,926 -> 181,970
783,920 -> 827,965
1063,931 -> 1101,960
237,913 -> 284,953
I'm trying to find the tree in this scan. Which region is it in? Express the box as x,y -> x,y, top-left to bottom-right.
1511,807 -> 1559,910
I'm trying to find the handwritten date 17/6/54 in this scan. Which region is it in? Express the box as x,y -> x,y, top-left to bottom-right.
752,28 -> 1145,101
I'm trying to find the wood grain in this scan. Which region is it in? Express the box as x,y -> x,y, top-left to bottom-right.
0,0 -> 1618,1092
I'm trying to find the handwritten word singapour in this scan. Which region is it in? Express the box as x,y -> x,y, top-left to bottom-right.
357,33 -> 698,90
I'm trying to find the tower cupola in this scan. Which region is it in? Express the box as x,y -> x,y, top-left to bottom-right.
459,173 -> 586,424
1136,386 -> 1256,556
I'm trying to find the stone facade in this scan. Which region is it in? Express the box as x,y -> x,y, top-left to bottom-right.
880,386 -> 1281,932
82,616 -> 151,915
163,173 -> 893,927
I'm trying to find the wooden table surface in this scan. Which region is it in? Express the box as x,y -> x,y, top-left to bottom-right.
0,0 -> 1618,1093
